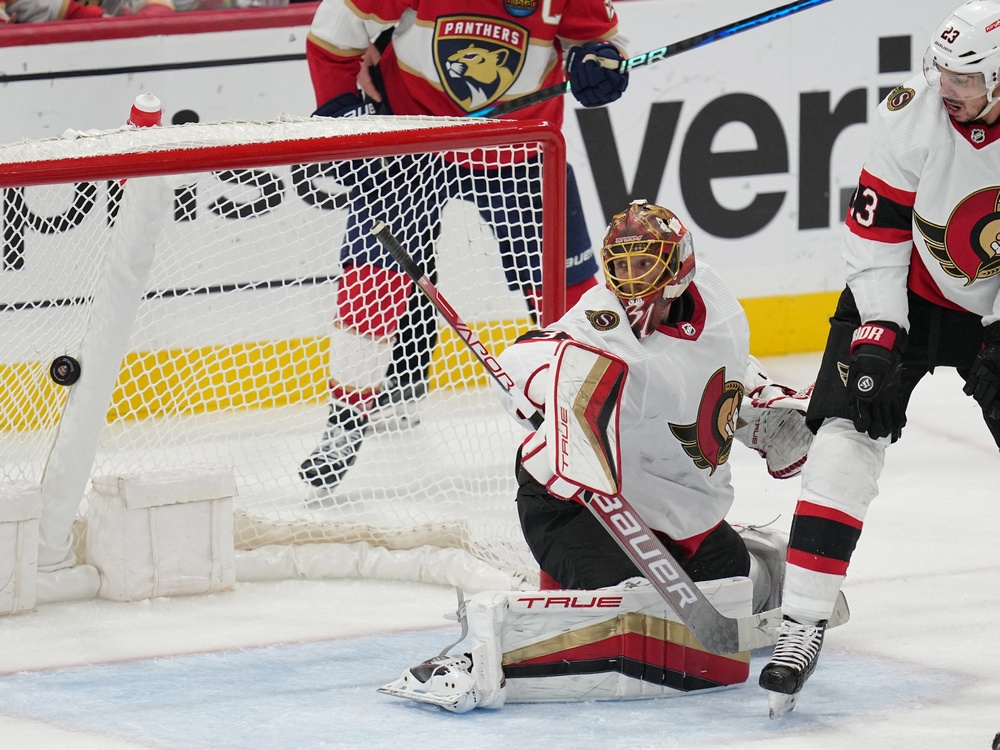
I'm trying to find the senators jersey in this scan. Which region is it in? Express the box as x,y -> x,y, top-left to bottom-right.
845,72 -> 1000,328
496,263 -> 751,547
306,0 -> 625,124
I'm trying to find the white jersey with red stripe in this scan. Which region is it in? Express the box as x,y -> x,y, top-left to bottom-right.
496,262 -> 750,547
844,72 -> 1000,328
306,0 -> 626,123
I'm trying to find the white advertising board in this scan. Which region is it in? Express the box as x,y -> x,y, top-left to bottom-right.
0,0 -> 957,351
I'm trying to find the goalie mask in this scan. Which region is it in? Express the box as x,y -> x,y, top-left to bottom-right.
923,0 -> 1000,120
601,200 -> 695,339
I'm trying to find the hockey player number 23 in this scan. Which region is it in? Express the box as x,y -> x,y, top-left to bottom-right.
852,187 -> 878,228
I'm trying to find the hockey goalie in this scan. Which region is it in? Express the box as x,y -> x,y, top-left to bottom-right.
379,200 -> 839,712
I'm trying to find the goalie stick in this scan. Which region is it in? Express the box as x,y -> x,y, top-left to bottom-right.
470,0 -> 834,119
370,222 -> 848,653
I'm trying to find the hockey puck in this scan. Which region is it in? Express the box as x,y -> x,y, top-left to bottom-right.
49,355 -> 81,386
992,731 -> 1000,750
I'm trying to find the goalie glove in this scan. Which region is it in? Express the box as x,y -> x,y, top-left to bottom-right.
737,381 -> 813,479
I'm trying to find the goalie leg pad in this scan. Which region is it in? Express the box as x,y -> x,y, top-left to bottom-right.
739,525 -> 788,613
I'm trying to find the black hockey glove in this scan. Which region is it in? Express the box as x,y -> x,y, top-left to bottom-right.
847,321 -> 908,442
963,320 -> 1000,420
566,41 -> 629,108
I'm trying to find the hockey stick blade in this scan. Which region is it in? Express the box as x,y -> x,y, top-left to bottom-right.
469,0 -> 833,118
369,222 -> 849,653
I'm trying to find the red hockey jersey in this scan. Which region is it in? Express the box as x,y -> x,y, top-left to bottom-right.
306,0 -> 626,125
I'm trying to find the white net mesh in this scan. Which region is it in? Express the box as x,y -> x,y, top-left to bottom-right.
0,115 -> 567,588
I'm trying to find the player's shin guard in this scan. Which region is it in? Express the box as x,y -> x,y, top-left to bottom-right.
781,418 -> 883,624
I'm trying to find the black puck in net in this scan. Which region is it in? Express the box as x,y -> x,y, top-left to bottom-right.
50,355 -> 81,386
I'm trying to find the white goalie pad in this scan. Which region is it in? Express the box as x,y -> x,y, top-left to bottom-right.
379,577 -> 756,713
545,339 -> 628,496
490,578 -> 755,704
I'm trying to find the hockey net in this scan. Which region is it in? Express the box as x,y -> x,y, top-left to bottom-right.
0,115 -> 567,596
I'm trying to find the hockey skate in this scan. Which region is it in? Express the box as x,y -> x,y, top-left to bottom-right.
298,402 -> 370,489
758,616 -> 827,719
378,654 -> 484,713
367,378 -> 426,433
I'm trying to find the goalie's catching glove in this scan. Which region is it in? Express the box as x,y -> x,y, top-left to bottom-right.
963,321 -> 1000,420
847,321 -> 907,442
737,382 -> 813,479
565,41 -> 629,108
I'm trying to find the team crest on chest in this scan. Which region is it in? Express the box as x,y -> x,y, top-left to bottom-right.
433,16 -> 529,112
668,368 -> 744,475
915,188 -> 1000,285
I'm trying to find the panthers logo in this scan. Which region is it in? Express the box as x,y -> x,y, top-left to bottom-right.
915,187 -> 1000,286
434,16 -> 529,112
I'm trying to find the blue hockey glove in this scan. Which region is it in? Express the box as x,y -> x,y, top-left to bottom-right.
847,321 -> 907,442
565,41 -> 628,108
313,92 -> 377,119
963,320 -> 1000,420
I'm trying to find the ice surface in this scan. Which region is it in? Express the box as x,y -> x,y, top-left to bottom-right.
1,354 -> 997,750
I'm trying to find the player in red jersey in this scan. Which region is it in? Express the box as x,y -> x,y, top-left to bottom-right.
300,0 -> 632,492
760,0 -> 1000,719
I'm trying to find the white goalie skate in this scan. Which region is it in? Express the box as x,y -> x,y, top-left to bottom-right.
378,654 -> 483,713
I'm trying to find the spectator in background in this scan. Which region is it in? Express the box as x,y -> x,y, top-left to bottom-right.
1,0 -> 174,20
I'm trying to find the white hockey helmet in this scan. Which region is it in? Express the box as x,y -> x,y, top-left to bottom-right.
601,199 -> 695,339
923,1 -> 1000,115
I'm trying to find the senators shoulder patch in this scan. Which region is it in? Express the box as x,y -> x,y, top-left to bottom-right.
885,85 -> 915,112
586,310 -> 620,331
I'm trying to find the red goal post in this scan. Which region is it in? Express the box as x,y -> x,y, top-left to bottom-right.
0,114 -> 566,605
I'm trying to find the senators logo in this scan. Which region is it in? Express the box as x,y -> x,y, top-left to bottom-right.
668,368 -> 744,475
885,85 -> 915,112
586,309 -> 620,330
434,16 -> 529,112
915,188 -> 1000,286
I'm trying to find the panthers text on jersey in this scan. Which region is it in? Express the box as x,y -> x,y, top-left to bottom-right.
306,0 -> 625,126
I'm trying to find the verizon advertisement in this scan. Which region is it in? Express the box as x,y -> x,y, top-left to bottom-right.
0,0 -> 952,339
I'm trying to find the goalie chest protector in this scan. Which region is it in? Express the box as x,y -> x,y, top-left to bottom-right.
544,263 -> 750,544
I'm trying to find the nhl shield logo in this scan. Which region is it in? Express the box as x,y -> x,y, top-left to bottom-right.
434,16 -> 529,112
